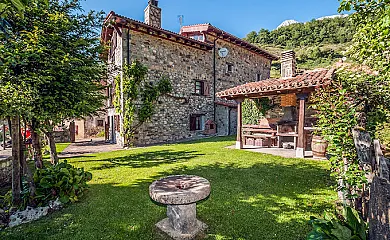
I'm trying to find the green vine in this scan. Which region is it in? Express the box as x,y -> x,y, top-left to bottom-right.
310,67 -> 390,205
114,60 -> 172,145
242,98 -> 272,125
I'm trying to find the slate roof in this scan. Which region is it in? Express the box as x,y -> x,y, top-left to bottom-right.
216,69 -> 335,99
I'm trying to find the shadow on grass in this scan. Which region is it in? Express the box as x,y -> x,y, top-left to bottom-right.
1,159 -> 335,240
174,135 -> 236,146
75,150 -> 205,170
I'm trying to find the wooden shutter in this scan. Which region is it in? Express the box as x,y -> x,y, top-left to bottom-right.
204,82 -> 210,96
190,115 -> 196,131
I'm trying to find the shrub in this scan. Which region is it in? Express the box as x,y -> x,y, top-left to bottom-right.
32,161 -> 92,205
96,130 -> 105,138
307,206 -> 367,240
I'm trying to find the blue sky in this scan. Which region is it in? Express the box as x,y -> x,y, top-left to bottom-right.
81,0 -> 343,38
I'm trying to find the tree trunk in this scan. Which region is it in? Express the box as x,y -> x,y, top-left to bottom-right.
45,130 -> 58,165
11,116 -> 22,206
7,116 -> 11,137
30,121 -> 43,169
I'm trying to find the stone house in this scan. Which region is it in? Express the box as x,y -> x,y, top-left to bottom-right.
101,0 -> 277,146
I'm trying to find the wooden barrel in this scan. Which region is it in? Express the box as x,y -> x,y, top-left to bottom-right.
312,136 -> 328,158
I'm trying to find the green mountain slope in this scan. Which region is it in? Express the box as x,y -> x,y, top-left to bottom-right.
245,17 -> 355,78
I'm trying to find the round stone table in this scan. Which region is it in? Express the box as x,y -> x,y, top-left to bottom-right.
149,175 -> 211,239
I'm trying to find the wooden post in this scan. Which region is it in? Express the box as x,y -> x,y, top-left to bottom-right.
296,94 -> 308,158
235,98 -> 244,149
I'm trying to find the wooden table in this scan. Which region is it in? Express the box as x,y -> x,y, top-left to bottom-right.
242,125 -> 277,147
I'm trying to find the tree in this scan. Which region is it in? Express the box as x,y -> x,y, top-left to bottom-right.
257,28 -> 271,44
339,0 -> 390,78
0,0 -> 105,205
244,31 -> 258,43
1,0 -> 106,165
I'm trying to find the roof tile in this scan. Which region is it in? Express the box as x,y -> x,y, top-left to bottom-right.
216,69 -> 335,99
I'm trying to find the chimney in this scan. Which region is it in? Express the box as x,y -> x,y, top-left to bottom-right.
144,0 -> 162,28
281,50 -> 296,78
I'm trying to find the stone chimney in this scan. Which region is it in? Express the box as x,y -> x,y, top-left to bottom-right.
281,50 -> 296,78
144,0 -> 161,28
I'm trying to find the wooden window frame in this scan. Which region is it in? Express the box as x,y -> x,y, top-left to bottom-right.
227,63 -> 234,73
190,114 -> 205,131
195,80 -> 205,95
256,73 -> 262,81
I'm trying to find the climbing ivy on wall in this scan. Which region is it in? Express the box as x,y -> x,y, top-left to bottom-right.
242,98 -> 272,125
114,60 -> 172,145
311,67 -> 390,207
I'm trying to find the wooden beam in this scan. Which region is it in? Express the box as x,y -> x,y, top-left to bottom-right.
296,93 -> 308,158
235,98 -> 244,149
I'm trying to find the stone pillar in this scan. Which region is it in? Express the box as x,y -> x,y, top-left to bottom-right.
281,50 -> 296,79
144,0 -> 162,28
296,94 -> 307,158
235,99 -> 244,149
167,204 -> 197,234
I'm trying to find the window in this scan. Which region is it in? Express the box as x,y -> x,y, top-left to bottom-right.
195,80 -> 209,96
190,34 -> 204,41
97,120 -> 104,127
190,115 -> 205,131
195,81 -> 204,95
227,63 -> 234,73
256,73 -> 262,81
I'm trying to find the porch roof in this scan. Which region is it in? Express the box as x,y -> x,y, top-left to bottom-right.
216,68 -> 335,99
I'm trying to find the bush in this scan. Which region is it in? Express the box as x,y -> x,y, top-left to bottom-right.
96,130 -> 105,138
32,161 -> 92,205
307,206 -> 367,240
376,122 -> 390,152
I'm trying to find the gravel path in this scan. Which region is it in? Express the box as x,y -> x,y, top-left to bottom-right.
60,138 -> 123,158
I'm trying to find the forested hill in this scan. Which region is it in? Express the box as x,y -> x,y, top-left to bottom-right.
244,16 -> 355,76
245,16 -> 354,48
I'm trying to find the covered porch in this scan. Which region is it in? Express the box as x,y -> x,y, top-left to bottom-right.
217,68 -> 335,158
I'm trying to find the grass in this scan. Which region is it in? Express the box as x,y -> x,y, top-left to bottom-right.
42,142 -> 71,159
1,136 -> 337,240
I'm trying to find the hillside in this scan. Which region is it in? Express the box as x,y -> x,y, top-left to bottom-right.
244,16 -> 355,78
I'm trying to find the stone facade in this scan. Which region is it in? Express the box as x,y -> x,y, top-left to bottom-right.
0,157 -> 11,186
144,1 -> 161,28
102,2 -> 276,146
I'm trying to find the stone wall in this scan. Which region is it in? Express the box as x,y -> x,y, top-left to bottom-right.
215,105 -> 237,136
108,27 -> 273,145
53,130 -> 70,143
0,157 -> 11,186
209,34 -> 272,95
129,30 -> 214,145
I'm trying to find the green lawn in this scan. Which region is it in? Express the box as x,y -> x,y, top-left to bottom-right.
1,137 -> 336,240
43,142 -> 71,159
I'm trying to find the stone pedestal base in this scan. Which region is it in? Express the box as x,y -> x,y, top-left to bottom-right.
156,203 -> 207,239
156,218 -> 207,240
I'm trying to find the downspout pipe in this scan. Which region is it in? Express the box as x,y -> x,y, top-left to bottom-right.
213,33 -> 223,124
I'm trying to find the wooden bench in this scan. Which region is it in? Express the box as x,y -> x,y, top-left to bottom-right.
242,125 -> 277,148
